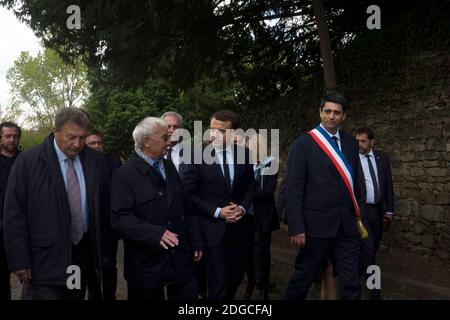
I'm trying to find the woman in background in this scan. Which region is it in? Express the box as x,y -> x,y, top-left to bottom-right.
246,133 -> 280,300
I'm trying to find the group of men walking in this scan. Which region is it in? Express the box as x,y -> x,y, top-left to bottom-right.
0,91 -> 394,300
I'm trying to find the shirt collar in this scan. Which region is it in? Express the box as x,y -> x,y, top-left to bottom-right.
360,149 -> 375,158
214,143 -> 233,154
171,142 -> 181,152
53,138 -> 78,162
319,123 -> 341,141
135,146 -> 160,166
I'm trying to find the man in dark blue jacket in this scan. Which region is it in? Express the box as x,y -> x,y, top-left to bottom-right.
284,92 -> 362,300
182,110 -> 255,300
3,107 -> 112,300
111,117 -> 202,300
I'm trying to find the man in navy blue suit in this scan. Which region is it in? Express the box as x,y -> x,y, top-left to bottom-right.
284,92 -> 362,300
182,110 -> 255,300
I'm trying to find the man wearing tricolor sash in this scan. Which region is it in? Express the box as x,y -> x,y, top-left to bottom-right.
284,92 -> 363,300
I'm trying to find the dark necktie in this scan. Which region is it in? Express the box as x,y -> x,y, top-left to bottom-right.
366,154 -> 380,203
153,160 -> 164,180
331,136 -> 340,151
167,147 -> 173,163
66,158 -> 83,245
222,151 -> 231,192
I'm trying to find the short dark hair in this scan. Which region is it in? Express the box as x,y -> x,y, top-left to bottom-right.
88,130 -> 104,139
0,121 -> 21,138
211,110 -> 238,129
320,92 -> 348,113
355,127 -> 375,140
54,107 -> 90,131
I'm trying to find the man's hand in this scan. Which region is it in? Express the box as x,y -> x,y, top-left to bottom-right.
383,214 -> 393,232
160,230 -> 179,249
290,233 -> 306,248
226,203 -> 244,223
193,250 -> 203,262
15,269 -> 32,283
219,204 -> 242,223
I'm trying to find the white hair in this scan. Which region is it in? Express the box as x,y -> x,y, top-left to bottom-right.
133,117 -> 167,148
161,111 -> 183,127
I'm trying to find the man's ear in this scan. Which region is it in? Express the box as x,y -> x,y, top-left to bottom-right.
142,136 -> 151,148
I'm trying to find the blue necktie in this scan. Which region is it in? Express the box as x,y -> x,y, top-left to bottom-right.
331,136 -> 340,151
153,160 -> 164,179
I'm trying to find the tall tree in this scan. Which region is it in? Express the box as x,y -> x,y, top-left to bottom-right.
6,48 -> 89,130
312,0 -> 336,93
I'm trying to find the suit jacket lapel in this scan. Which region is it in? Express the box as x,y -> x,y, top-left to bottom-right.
374,150 -> 384,195
41,137 -> 69,206
231,147 -> 240,192
80,149 -> 98,218
163,159 -> 175,212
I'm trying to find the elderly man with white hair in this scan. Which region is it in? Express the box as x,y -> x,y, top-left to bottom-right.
111,117 -> 203,300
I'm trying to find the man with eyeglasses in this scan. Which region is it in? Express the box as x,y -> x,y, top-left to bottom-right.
111,117 -> 202,300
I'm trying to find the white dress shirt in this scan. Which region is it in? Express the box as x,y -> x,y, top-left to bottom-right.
213,145 -> 245,218
53,139 -> 89,232
320,123 -> 342,150
359,149 -> 380,204
165,142 -> 182,173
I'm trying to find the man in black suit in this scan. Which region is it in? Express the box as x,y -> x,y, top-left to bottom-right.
356,127 -> 394,300
284,92 -> 362,300
4,107 -> 112,300
182,110 -> 255,300
111,117 -> 202,300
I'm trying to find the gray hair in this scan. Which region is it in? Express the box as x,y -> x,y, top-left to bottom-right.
133,117 -> 167,148
161,111 -> 183,127
54,107 -> 90,131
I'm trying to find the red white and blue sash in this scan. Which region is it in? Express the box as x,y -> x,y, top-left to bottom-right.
308,126 -> 361,218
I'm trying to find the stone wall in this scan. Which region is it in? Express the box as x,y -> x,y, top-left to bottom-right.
343,51 -> 450,261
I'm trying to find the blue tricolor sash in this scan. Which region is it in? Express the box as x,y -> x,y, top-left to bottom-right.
308,126 -> 368,238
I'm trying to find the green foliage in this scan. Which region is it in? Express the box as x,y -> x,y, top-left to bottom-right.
1,0 -> 413,106
85,79 -> 204,158
240,0 -> 450,154
6,48 -> 89,130
2,0 -> 447,158
18,128 -> 50,151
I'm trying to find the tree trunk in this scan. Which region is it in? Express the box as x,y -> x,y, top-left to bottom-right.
312,0 -> 337,94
